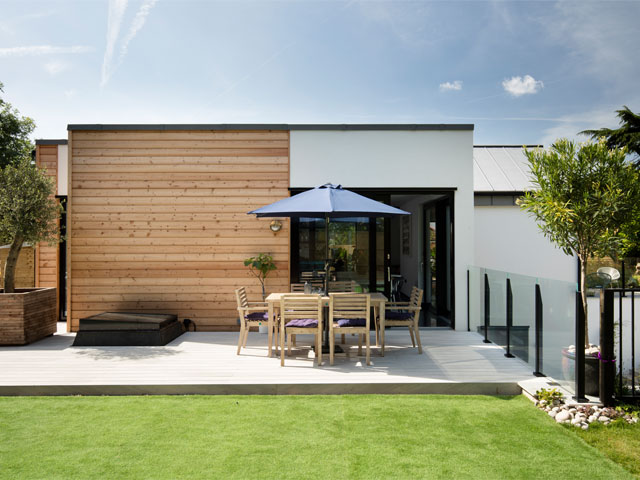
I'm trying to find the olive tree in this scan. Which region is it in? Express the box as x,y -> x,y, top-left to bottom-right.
0,82 -> 35,170
519,139 -> 640,346
1,157 -> 61,293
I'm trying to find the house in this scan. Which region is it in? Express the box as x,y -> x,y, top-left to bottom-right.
37,124 -> 577,332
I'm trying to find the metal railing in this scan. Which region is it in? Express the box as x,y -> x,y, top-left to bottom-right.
468,266 -> 578,395
600,288 -> 639,405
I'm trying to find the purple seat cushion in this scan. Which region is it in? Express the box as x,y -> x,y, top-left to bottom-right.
336,318 -> 366,327
285,318 -> 318,328
246,312 -> 269,321
385,311 -> 414,321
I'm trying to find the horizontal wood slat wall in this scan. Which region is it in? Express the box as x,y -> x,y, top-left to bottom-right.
69,130 -> 290,331
0,246 -> 35,288
35,145 -> 59,292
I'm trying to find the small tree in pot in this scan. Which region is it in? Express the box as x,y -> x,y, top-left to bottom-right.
1,157 -> 61,292
519,139 -> 640,347
243,253 -> 277,300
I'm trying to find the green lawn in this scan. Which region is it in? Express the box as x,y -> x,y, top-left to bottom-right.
0,395 -> 632,479
577,419 -> 640,477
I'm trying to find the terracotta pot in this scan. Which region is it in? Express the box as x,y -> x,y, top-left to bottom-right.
0,288 -> 57,345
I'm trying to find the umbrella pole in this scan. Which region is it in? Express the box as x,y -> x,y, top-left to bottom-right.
323,214 -> 330,348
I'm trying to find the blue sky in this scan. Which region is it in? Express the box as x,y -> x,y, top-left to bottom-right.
1,0 -> 639,145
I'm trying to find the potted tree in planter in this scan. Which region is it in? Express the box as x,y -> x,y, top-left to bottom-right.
243,253 -> 277,334
1,83 -> 61,345
519,139 -> 640,394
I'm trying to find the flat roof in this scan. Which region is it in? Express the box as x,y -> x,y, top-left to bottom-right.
67,123 -> 474,131
35,139 -> 68,145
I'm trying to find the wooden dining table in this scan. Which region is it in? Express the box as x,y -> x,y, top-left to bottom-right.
264,292 -> 387,358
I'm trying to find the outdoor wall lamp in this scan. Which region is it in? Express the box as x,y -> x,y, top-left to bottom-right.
269,220 -> 283,233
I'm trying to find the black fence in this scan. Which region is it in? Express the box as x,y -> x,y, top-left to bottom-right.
600,288 -> 639,405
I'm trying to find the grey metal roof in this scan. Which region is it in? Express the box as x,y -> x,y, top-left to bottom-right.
474,146 -> 540,193
67,123 -> 474,131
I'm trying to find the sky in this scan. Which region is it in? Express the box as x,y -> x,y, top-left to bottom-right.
1,0 -> 639,145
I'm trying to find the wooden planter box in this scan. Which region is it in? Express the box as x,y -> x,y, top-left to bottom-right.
0,288 -> 57,345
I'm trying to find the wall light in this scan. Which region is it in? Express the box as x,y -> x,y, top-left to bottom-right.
269,220 -> 283,233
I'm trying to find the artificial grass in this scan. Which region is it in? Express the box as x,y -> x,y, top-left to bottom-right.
0,395 -> 631,479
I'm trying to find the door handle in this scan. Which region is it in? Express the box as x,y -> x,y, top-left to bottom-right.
387,267 -> 391,282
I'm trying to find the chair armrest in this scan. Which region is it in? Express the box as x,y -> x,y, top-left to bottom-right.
385,302 -> 410,308
247,302 -> 268,306
240,306 -> 269,312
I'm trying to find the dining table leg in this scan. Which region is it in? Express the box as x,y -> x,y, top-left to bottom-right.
267,301 -> 274,358
380,306 -> 386,357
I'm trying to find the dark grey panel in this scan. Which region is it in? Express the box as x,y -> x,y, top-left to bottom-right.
35,139 -> 68,145
67,123 -> 474,132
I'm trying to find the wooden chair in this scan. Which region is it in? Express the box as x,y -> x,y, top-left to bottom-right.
279,294 -> 323,367
380,286 -> 424,356
290,281 -> 323,292
235,287 -> 271,355
329,293 -> 371,365
328,280 -> 358,292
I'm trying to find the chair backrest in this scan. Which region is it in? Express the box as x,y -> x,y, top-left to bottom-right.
597,266 -> 620,281
329,293 -> 370,326
409,287 -> 424,309
235,287 -> 249,309
280,294 -> 322,323
300,271 -> 325,281
328,280 -> 357,293
291,281 -> 324,292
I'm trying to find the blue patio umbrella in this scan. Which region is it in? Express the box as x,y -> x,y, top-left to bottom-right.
249,184 -> 410,352
248,183 -> 410,287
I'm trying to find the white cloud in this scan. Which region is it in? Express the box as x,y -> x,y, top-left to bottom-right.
43,60 -> 68,75
64,89 -> 76,99
439,80 -> 462,92
119,0 -> 158,61
101,0 -> 158,87
101,0 -> 129,87
502,75 -> 544,97
0,45 -> 93,57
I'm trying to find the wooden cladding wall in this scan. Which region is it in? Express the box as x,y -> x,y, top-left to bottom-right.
0,246 -> 35,288
35,145 -> 60,290
68,130 -> 290,331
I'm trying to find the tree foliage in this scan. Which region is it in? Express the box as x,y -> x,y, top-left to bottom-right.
243,253 -> 277,300
1,157 -> 61,292
519,139 -> 640,345
581,106 -> 640,166
0,82 -> 35,170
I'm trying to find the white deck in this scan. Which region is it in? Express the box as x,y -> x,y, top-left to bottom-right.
0,324 -> 538,395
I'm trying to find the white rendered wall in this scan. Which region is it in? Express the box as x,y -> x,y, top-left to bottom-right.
474,205 -> 577,283
57,144 -> 68,196
290,130 -> 474,331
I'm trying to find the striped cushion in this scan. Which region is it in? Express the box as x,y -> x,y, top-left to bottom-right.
246,312 -> 269,321
285,319 -> 318,328
336,318 -> 366,327
385,311 -> 413,321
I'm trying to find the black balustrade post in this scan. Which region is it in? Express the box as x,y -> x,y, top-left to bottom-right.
483,273 -> 491,343
599,289 -> 615,406
467,269 -> 470,332
574,291 -> 587,402
533,283 -> 545,376
504,277 -> 515,358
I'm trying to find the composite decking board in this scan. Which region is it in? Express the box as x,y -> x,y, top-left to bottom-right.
69,129 -> 290,331
0,329 -> 536,395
